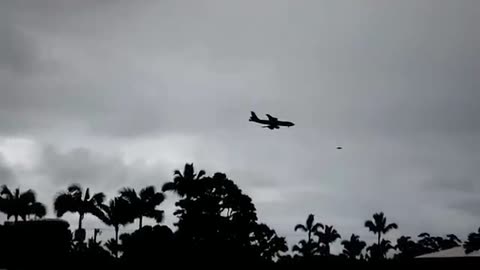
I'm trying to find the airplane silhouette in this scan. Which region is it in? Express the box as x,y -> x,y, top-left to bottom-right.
249,111 -> 295,129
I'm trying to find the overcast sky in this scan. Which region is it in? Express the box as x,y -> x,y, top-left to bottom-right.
1,0 -> 479,250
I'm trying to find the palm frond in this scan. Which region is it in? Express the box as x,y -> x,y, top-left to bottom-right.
364,220 -> 376,232
67,184 -> 82,194
91,192 -> 106,204
161,182 -> 176,192
294,224 -> 307,232
0,185 -> 13,198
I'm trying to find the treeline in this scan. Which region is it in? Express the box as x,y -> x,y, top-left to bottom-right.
0,163 -> 480,268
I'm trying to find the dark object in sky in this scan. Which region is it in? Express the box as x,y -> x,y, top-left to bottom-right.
337,146 -> 343,150
249,111 -> 295,130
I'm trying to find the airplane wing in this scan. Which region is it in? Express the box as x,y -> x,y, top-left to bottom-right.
266,114 -> 278,122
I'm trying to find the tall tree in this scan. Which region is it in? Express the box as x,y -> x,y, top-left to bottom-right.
119,186 -> 164,229
316,224 -> 341,256
364,212 -> 398,246
54,184 -> 106,241
342,234 -> 366,260
0,185 -> 46,222
99,197 -> 134,257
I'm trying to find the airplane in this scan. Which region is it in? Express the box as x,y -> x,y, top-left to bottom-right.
249,111 -> 295,129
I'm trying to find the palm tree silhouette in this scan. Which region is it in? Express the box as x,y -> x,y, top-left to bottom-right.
365,212 -> 398,247
119,186 -> 164,229
54,184 -> 106,241
0,185 -> 46,222
367,239 -> 395,260
294,214 -> 323,244
341,234 -> 366,260
99,197 -> 134,257
162,163 -> 205,197
316,224 -> 341,256
293,214 -> 323,257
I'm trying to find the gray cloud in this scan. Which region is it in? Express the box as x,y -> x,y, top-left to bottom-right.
0,0 -> 479,247
0,154 -> 16,186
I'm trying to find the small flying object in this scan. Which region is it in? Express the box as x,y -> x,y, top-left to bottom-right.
336,146 -> 343,150
249,111 -> 295,130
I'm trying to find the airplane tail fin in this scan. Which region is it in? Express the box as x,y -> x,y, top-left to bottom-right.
249,111 -> 259,121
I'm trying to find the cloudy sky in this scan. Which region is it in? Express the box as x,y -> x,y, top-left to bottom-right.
1,0 -> 479,249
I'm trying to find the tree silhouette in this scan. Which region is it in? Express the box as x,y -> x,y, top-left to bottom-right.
99,196 -> 135,257
164,166 -> 262,262
394,236 -> 418,259
120,225 -> 176,267
416,232 -> 459,254
119,186 -> 164,229
27,201 -> 47,220
316,224 -> 341,256
417,232 -> 436,254
292,240 -> 317,258
464,228 -> 480,254
439,234 -> 461,250
293,214 -> 323,257
341,234 -> 366,260
294,214 -> 323,244
367,239 -> 394,261
250,223 -> 288,262
54,184 -> 106,241
162,163 -> 205,197
105,238 -> 121,258
364,212 -> 397,260
0,185 -> 46,222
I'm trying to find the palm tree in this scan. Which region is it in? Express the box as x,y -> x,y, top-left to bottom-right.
100,197 -> 134,257
342,234 -> 366,260
162,163 -> 205,197
316,224 -> 341,256
0,185 -> 46,222
119,186 -> 164,229
364,212 -> 398,246
294,214 -> 323,244
54,184 -> 106,240
367,239 -> 394,260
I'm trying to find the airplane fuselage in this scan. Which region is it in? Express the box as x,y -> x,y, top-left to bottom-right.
249,112 -> 294,129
